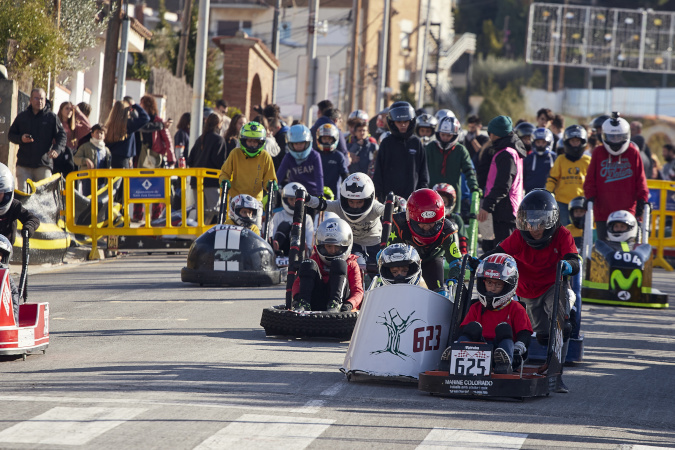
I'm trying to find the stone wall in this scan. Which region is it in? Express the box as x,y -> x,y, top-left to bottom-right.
147,67 -> 193,124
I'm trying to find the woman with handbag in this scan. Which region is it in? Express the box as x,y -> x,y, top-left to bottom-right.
187,113 -> 226,224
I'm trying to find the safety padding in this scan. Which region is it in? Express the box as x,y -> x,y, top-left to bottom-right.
181,224 -> 281,286
13,175 -> 70,265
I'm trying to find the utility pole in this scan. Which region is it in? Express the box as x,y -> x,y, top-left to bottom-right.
271,0 -> 282,103
175,0 -> 194,78
303,0 -> 319,125
348,0 -> 362,114
188,0 -> 210,151
100,0 -> 123,122
416,0 -> 432,109
375,0 -> 391,112
115,14 -> 131,101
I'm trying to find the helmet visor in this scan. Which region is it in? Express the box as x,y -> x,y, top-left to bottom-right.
389,105 -> 414,122
410,219 -> 443,237
603,132 -> 629,144
516,209 -> 558,231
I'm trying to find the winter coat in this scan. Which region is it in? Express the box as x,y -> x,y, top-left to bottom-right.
482,133 -> 526,224
106,104 -> 150,160
373,134 -> 429,201
425,141 -> 478,213
523,150 -> 556,193
8,102 -> 66,169
319,150 -> 349,198
187,132 -> 226,188
0,200 -> 40,245
73,141 -> 111,170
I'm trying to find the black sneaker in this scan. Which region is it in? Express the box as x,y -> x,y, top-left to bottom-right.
556,379 -> 569,393
493,348 -> 513,374
327,300 -> 341,313
292,299 -> 310,313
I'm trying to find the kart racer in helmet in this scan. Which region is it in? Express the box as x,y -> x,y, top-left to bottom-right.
605,210 -> 638,245
276,124 -> 324,197
514,122 -> 535,153
388,188 -> 461,291
375,243 -> 423,287
271,182 -> 314,255
226,194 -> 262,235
523,128 -> 556,193
415,114 -> 438,144
583,112 -> 648,241
566,196 -> 587,250
316,123 -> 349,199
456,253 -> 532,374
291,217 -> 363,312
0,162 -> 40,244
432,183 -> 468,255
477,189 -> 580,392
0,234 -> 20,325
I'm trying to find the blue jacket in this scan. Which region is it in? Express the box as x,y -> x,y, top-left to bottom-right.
276,150 -> 324,197
319,150 -> 349,197
107,104 -> 150,160
523,150 -> 556,193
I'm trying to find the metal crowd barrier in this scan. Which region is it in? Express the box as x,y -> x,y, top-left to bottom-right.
647,180 -> 675,271
65,168 -> 220,260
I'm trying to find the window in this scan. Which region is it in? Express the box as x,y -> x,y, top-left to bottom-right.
399,19 -> 413,51
217,20 -> 239,36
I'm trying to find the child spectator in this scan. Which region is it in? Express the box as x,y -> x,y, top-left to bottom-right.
316,123 -> 349,198
219,121 -> 277,205
272,182 -> 314,255
457,253 -> 532,374
276,124 -> 324,197
523,127 -> 556,194
346,110 -> 369,141
347,120 -> 378,176
225,194 -> 262,236
292,217 -> 363,312
546,125 -> 592,226
73,124 -> 112,196
373,102 -> 429,201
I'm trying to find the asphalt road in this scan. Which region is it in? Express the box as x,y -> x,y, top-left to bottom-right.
0,254 -> 673,449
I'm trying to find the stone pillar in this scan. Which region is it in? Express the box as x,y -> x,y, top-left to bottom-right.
0,79 -> 18,172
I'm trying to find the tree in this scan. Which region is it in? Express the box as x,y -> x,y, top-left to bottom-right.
59,0 -> 108,80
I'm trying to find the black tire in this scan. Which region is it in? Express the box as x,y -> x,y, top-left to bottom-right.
260,305 -> 358,340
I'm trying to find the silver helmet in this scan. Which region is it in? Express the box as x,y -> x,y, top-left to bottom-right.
378,243 -> 422,286
228,194 -> 261,227
281,182 -> 307,215
315,217 -> 353,265
0,163 -> 14,215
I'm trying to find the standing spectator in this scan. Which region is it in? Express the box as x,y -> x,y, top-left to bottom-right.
54,101 -> 87,177
73,124 -> 111,196
310,103 -> 349,159
74,102 -> 94,148
425,115 -> 478,215
188,113 -> 226,223
536,108 -> 554,129
630,121 -> 653,179
223,114 -> 247,156
347,120 -> 378,176
373,101 -> 429,201
215,99 -> 231,136
139,95 -> 174,167
316,123 -> 349,198
523,127 -> 556,193
267,117 -> 287,171
104,99 -> 150,169
8,88 -> 66,190
463,115 -> 489,162
584,114 -> 649,240
660,144 -> 675,180
477,115 -> 526,247
546,125 -> 592,226
587,114 -> 610,150
174,113 -> 190,162
550,114 -> 565,154
346,110 -> 369,142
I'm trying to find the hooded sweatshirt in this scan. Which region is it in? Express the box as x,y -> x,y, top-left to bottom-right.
373,134 -> 429,201
523,150 -> 556,193
583,142 -> 648,222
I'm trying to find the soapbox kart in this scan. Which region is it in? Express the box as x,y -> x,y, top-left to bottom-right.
260,191 -> 396,339
417,256 -> 568,399
0,230 -> 49,360
581,202 -> 668,308
181,183 -> 283,286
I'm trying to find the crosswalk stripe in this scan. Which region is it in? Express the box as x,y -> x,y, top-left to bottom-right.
0,406 -> 147,445
194,414 -> 334,450
631,446 -> 675,450
416,428 -> 528,449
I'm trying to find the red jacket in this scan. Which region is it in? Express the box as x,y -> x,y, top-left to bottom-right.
291,251 -> 364,310
460,300 -> 532,341
583,143 -> 648,222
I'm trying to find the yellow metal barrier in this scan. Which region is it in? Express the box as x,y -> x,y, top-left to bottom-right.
65,168 -> 221,260
647,179 -> 675,271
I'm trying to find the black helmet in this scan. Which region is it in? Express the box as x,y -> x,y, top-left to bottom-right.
563,125 -> 588,161
568,196 -> 586,230
591,115 -> 610,133
386,101 -> 417,140
514,122 -> 535,139
516,189 -> 560,249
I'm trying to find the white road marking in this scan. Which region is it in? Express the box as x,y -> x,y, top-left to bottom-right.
0,406 -> 146,445
0,395 -> 319,415
320,382 -> 346,396
52,318 -> 189,321
289,399 -> 325,414
109,301 -> 234,304
416,428 -> 527,449
194,414 -> 333,450
631,446 -> 675,450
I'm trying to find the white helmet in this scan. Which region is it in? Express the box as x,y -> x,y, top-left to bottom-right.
435,109 -> 455,121
0,234 -> 12,268
339,173 -> 375,223
435,116 -> 461,150
281,182 -> 307,215
602,113 -> 631,156
228,194 -> 261,227
0,163 -> 15,215
606,210 -> 638,242
315,217 -> 353,265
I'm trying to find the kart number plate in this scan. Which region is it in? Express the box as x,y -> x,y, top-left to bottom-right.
449,342 -> 492,377
276,257 -> 289,267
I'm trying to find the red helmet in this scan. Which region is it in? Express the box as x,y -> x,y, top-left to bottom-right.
406,189 -> 445,245
432,183 -> 456,217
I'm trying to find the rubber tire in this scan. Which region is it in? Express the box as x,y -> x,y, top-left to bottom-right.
260,305 -> 358,340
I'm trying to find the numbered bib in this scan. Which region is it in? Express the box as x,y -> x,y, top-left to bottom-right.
449,342 -> 492,377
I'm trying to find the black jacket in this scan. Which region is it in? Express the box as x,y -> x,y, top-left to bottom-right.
373,134 -> 429,201
187,132 -> 226,188
8,102 -> 66,170
482,133 -> 527,224
0,199 -> 41,245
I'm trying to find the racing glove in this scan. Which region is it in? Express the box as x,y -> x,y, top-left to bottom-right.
561,260 -> 573,276
340,302 -> 353,312
471,187 -> 483,198
635,198 -> 647,218
271,180 -> 279,192
467,256 -> 480,271
220,179 -> 231,190
583,197 -> 594,211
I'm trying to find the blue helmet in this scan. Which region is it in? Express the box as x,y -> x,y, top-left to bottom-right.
532,127 -> 554,154
286,124 -> 312,161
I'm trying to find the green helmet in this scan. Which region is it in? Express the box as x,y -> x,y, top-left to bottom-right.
239,121 -> 267,157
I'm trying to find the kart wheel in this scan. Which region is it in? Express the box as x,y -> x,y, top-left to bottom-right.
260,305 -> 358,340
